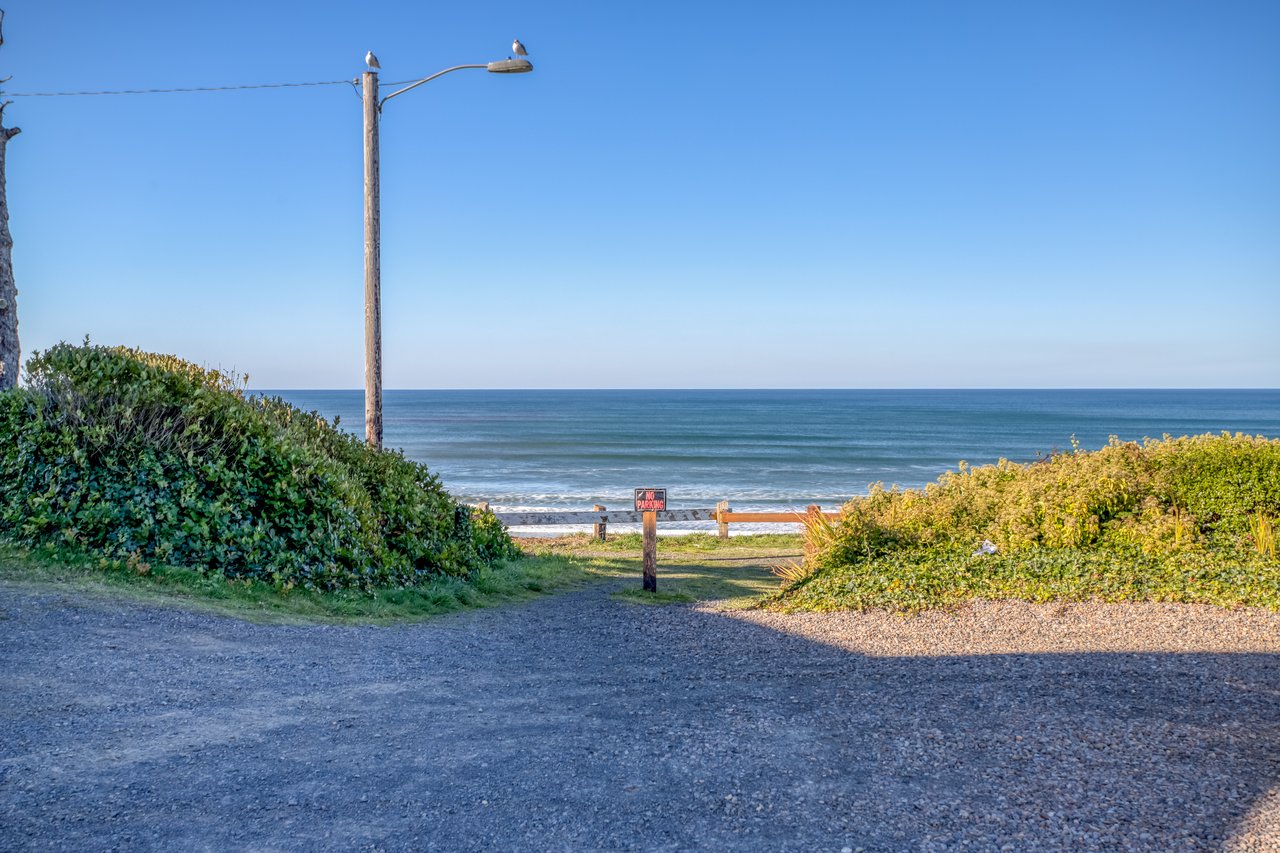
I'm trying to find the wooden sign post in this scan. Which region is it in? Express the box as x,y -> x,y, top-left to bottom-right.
634,489 -> 666,592
641,512 -> 657,592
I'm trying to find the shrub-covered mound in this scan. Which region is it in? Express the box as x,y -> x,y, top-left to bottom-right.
772,434 -> 1280,612
0,343 -> 519,591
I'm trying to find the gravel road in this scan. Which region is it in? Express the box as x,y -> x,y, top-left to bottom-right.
2,579 -> 1277,852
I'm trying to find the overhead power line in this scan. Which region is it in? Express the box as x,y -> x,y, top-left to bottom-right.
3,77 -> 423,98
4,79 -> 353,97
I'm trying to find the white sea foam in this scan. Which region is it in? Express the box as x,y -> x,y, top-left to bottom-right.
484,502 -> 824,538
507,522 -> 803,538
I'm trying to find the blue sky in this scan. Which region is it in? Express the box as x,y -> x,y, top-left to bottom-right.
5,1 -> 1278,389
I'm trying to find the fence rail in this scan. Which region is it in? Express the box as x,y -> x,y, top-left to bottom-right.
480,502 -> 841,541
492,508 -> 720,526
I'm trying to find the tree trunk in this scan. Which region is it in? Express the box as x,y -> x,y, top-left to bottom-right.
0,115 -> 19,389
0,4 -> 18,388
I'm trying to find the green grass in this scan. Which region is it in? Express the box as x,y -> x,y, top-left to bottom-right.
607,559 -> 780,607
0,534 -> 802,622
524,531 -> 803,556
612,587 -> 698,605
520,534 -> 794,608
0,542 -> 599,625
599,532 -> 804,553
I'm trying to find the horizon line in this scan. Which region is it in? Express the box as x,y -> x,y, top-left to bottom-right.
248,386 -> 1280,393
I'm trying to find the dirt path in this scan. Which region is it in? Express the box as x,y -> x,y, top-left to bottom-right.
2,579 -> 1277,851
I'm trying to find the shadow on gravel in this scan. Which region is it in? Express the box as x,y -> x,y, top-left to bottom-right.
1,583 -> 1277,851
673,606 -> 1280,851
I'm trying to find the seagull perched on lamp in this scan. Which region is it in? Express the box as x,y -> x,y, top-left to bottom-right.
512,38 -> 528,57
365,51 -> 380,70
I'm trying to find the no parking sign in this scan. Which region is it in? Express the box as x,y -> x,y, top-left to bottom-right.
634,488 -> 667,512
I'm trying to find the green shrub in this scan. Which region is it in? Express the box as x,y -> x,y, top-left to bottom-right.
0,342 -> 518,591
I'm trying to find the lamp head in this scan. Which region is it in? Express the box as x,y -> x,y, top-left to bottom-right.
487,58 -> 533,73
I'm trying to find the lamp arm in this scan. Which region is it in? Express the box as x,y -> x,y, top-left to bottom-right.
380,64 -> 488,108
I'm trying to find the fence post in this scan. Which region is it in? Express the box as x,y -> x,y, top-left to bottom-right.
592,504 -> 607,542
716,500 -> 730,540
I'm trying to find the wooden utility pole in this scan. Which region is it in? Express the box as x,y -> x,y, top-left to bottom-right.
354,55 -> 531,448
0,9 -> 20,391
362,69 -> 382,448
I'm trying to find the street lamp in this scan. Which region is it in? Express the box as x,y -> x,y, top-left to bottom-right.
361,55 -> 533,449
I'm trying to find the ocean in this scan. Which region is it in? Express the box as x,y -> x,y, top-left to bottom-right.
265,389 -> 1280,535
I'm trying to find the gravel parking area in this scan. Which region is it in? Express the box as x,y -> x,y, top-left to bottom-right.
2,580 -> 1277,851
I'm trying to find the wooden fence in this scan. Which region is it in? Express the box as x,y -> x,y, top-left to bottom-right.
479,502 -> 840,541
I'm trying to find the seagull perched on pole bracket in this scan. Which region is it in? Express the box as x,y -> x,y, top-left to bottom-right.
512,38 -> 528,57
365,51 -> 380,70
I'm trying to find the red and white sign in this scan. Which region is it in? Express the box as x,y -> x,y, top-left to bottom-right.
634,488 -> 667,512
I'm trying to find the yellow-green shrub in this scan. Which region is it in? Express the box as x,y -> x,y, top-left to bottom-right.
811,433 -> 1280,571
